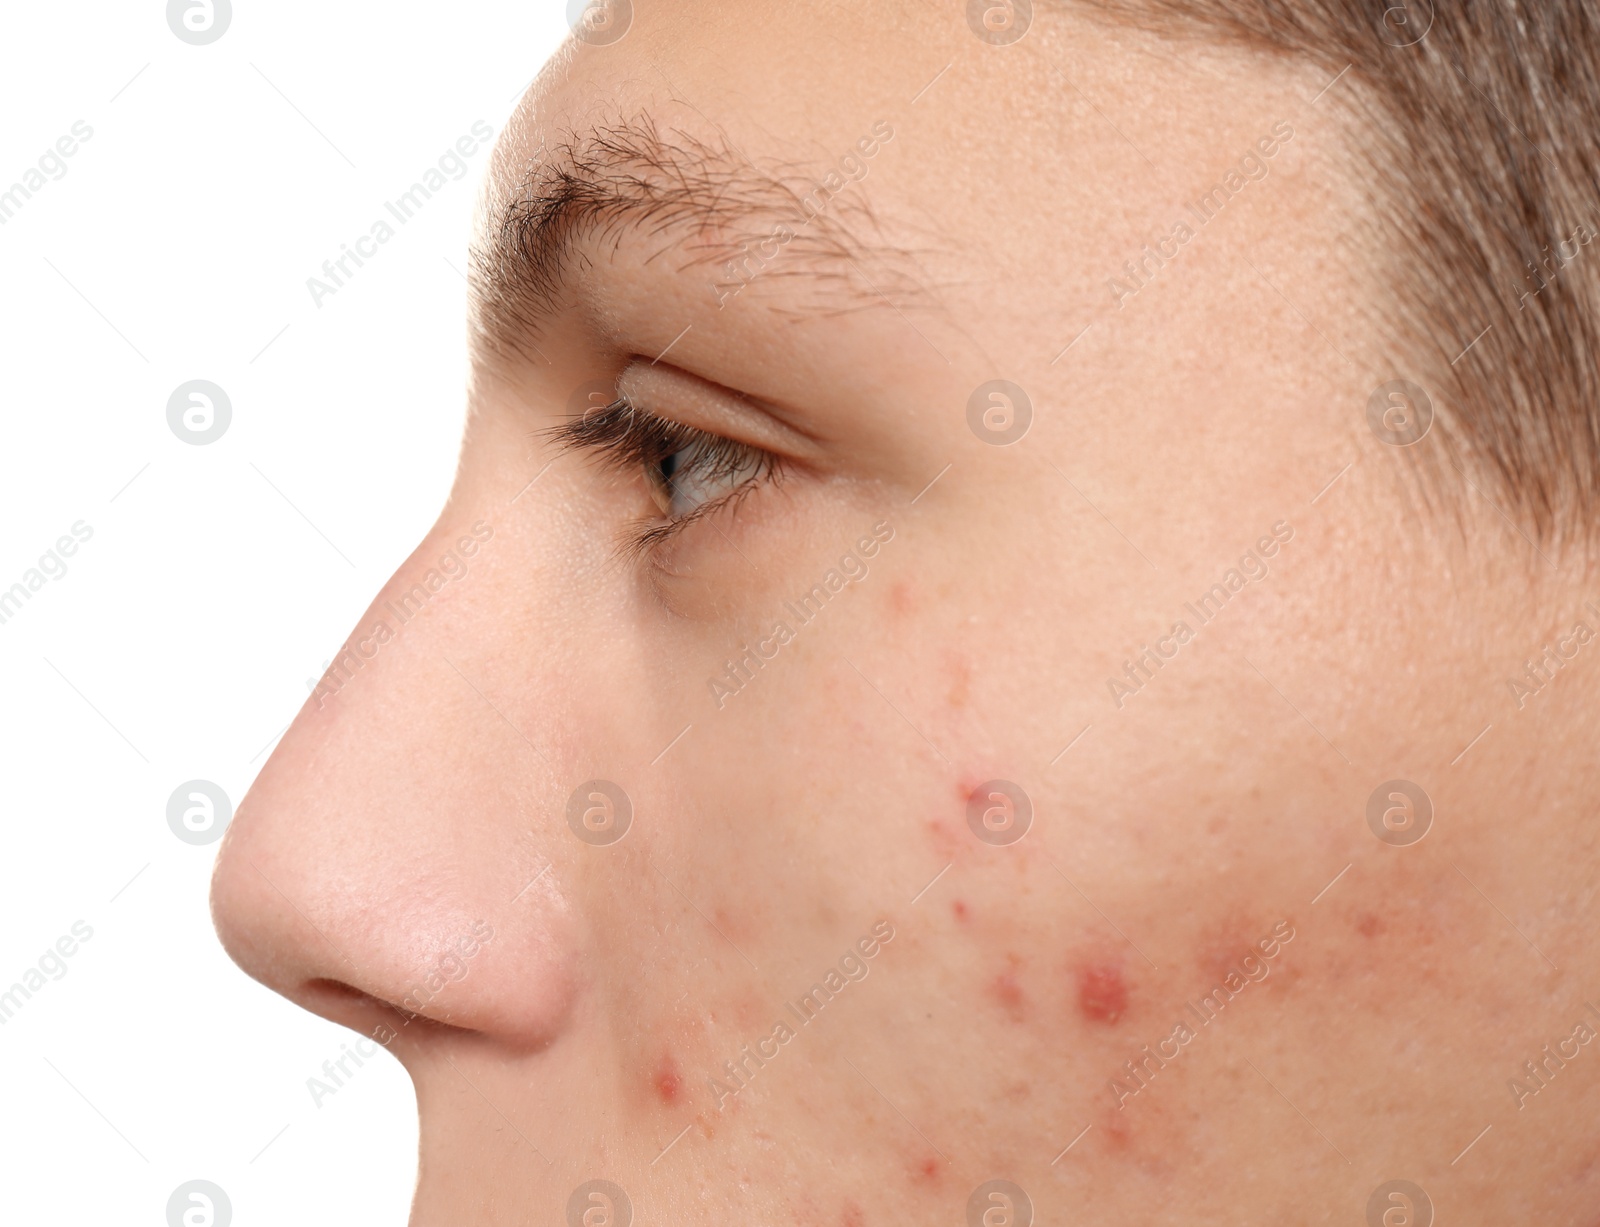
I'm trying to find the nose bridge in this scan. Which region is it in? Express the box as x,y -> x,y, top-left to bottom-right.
211,512 -> 578,1049
308,520 -> 492,710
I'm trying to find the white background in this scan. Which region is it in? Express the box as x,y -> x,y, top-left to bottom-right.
0,3 -> 570,1222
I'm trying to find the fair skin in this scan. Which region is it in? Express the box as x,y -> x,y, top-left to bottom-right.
211,3 -> 1600,1223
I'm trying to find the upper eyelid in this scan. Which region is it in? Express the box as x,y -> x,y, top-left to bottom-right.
548,395 -> 766,475
616,361 -> 829,458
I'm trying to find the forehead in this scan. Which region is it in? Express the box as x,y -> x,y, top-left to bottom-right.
480,4 -> 1323,347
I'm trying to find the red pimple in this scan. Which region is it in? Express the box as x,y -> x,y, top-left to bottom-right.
952,899 -> 969,922
992,969 -> 1027,1022
1076,963 -> 1129,1025
916,1156 -> 941,1183
1105,1113 -> 1134,1151
653,1054 -> 682,1105
960,777 -> 1001,817
840,1201 -> 865,1227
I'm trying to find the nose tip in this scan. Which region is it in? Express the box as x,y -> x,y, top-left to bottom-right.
213,819 -> 574,1049
209,533 -> 579,1051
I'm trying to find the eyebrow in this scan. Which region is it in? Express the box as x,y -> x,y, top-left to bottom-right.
468,112 -> 912,361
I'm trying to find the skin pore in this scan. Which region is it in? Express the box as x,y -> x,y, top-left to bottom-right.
210,2 -> 1600,1224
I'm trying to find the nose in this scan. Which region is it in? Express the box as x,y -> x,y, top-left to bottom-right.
210,513 -> 578,1052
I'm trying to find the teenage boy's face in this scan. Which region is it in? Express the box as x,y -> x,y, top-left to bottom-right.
212,3 -> 1598,1222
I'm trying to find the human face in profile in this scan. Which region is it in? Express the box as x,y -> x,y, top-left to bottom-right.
212,3 -> 1600,1223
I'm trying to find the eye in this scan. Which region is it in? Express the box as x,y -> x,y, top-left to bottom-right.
649,433 -> 768,518
551,395 -> 782,545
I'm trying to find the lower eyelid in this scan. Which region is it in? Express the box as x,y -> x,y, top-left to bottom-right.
626,466 -> 776,558
660,441 -> 774,507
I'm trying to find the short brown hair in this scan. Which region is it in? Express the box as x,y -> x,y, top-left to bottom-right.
1094,0 -> 1600,543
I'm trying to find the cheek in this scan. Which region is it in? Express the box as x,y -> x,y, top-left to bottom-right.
887,578 -> 917,621
1293,850 -> 1470,1018
944,652 -> 973,710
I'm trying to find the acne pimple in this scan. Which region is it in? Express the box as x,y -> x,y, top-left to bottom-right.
654,1053 -> 683,1105
1357,912 -> 1384,939
992,968 -> 1027,1022
1105,1114 -> 1134,1151
915,1156 -> 941,1183
952,899 -> 969,922
1076,962 -> 1129,1025
958,777 -> 999,810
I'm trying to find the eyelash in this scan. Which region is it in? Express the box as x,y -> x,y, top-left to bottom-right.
550,395 -> 783,553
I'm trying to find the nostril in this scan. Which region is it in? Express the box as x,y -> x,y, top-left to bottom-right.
303,977 -> 378,1007
299,977 -> 463,1046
